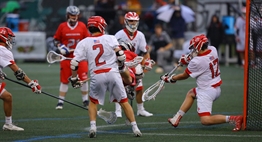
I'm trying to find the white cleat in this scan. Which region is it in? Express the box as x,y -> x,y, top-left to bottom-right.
115,110 -> 122,118
132,127 -> 142,137
137,110 -> 153,117
168,114 -> 182,128
89,127 -> 97,138
3,124 -> 24,131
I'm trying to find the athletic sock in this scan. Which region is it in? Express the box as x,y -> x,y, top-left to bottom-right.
137,103 -> 144,110
5,116 -> 12,124
131,121 -> 138,130
177,110 -> 185,116
226,116 -> 230,122
90,121 -> 96,128
58,96 -> 65,103
82,94 -> 88,101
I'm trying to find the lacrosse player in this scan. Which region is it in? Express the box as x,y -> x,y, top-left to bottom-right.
53,6 -> 90,110
160,34 -> 243,131
114,12 -> 154,117
69,16 -> 142,138
0,27 -> 41,131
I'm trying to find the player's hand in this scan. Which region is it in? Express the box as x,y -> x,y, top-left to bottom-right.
179,54 -> 192,65
116,50 -> 126,64
69,76 -> 83,89
28,80 -> 41,94
144,59 -> 155,71
160,73 -> 176,83
0,71 -> 6,80
58,44 -> 69,55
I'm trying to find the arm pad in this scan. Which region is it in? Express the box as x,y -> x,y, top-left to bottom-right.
70,59 -> 79,71
14,68 -> 26,80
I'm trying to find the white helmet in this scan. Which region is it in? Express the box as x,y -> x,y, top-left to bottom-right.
66,6 -> 80,25
124,12 -> 139,33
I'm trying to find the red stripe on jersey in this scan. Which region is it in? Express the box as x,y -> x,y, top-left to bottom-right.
123,28 -> 138,40
0,82 -> 6,94
185,68 -> 191,74
198,112 -> 211,117
10,60 -> 15,64
113,98 -> 128,103
89,96 -> 99,104
211,80 -> 222,88
136,86 -> 143,91
94,68 -> 111,74
198,49 -> 211,56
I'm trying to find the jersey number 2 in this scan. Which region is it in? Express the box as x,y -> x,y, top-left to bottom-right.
93,44 -> 106,66
209,58 -> 220,78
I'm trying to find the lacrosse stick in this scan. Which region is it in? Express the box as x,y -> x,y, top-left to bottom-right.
125,56 -> 143,68
5,77 -> 117,124
46,51 -> 73,64
142,63 -> 181,102
97,108 -> 117,124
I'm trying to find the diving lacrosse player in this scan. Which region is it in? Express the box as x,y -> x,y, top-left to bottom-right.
69,16 -> 142,138
53,5 -> 90,109
0,27 -> 41,131
160,34 -> 243,131
114,12 -> 154,117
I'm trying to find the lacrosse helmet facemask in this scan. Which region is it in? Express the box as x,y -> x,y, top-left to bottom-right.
124,12 -> 139,33
66,6 -> 80,26
0,27 -> 15,50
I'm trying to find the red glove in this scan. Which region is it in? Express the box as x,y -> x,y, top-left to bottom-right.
179,54 -> 192,65
160,73 -> 176,83
28,80 -> 41,94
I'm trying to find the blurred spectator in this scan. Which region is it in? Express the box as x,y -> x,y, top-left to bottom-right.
167,4 -> 186,65
151,0 -> 167,10
126,0 -> 142,15
94,0 -> 116,25
3,0 -> 21,32
78,5 -> 87,26
108,12 -> 125,35
207,14 -> 224,53
235,7 -> 246,67
148,24 -> 173,73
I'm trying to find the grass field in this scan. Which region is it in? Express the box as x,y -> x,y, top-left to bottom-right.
1,62 -> 261,142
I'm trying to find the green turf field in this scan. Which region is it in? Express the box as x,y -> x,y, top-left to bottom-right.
1,63 -> 261,142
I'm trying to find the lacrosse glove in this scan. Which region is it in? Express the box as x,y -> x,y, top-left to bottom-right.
160,73 -> 177,83
144,59 -> 155,71
179,54 -> 192,66
58,44 -> 70,55
69,76 -> 82,89
28,80 -> 41,94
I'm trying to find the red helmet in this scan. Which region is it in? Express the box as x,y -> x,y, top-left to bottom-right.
87,16 -> 107,34
124,12 -> 139,33
0,27 -> 15,50
189,34 -> 208,53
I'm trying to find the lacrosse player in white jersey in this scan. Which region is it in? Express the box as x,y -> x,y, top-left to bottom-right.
160,34 -> 243,131
114,12 -> 153,117
0,27 -> 41,131
69,16 -> 142,138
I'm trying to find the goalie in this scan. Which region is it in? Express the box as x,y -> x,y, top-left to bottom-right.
0,27 -> 41,131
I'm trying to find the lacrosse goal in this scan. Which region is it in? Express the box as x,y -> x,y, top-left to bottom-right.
243,0 -> 262,130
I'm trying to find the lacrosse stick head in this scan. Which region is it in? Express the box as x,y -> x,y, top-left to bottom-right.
97,108 -> 117,124
142,80 -> 165,102
125,56 -> 143,68
46,51 -> 63,64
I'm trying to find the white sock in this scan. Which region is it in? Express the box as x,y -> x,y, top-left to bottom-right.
5,116 -> 12,124
131,121 -> 138,129
82,94 -> 88,102
137,103 -> 144,111
90,121 -> 96,128
177,110 -> 185,116
58,96 -> 65,103
226,116 -> 230,122
115,103 -> 122,112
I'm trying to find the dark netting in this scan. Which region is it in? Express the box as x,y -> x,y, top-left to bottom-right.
247,0 -> 262,130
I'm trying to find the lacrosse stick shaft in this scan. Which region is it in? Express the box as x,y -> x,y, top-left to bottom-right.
5,77 -> 88,110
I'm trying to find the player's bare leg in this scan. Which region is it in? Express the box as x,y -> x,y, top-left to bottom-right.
120,102 -> 142,137
1,90 -> 24,131
136,89 -> 153,117
88,100 -> 97,138
168,89 -> 195,127
56,83 -> 68,109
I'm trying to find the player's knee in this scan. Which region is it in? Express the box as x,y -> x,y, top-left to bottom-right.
200,116 -> 212,125
186,89 -> 196,98
1,91 -> 12,102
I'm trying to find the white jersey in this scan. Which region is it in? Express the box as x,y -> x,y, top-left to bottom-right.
115,29 -> 147,55
186,46 -> 222,89
0,45 -> 15,72
73,34 -> 119,77
235,17 -> 246,41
